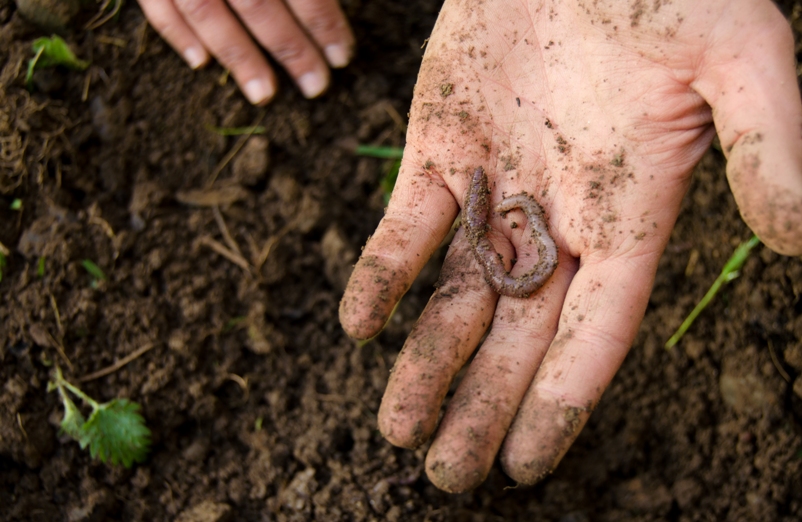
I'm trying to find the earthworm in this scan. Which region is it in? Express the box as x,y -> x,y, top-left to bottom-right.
463,167 -> 558,298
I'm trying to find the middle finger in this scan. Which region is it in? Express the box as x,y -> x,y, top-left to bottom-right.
228,0 -> 332,98
423,247 -> 577,493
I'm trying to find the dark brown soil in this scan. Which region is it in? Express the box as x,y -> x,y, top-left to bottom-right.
2,1 -> 802,520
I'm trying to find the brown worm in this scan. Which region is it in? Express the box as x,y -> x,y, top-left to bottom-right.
463,167 -> 558,298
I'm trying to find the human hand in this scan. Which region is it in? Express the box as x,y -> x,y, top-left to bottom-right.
339,0 -> 802,493
137,0 -> 355,104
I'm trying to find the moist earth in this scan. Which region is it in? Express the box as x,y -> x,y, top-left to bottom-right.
2,1 -> 802,521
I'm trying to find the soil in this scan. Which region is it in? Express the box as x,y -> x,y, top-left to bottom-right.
2,1 -> 802,520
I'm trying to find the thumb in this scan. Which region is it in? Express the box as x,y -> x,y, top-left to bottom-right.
694,3 -> 802,255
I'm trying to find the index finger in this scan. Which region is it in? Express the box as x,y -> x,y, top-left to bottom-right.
338,160 -> 458,340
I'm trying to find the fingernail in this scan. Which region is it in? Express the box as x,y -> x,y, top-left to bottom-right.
324,43 -> 351,68
297,71 -> 328,98
243,78 -> 274,105
184,47 -> 206,69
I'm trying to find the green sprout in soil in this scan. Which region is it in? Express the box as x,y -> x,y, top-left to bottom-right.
223,315 -> 247,333
37,256 -> 46,278
205,124 -> 266,136
10,198 -> 22,211
665,234 -> 761,349
355,145 -> 403,205
355,145 -> 404,159
81,259 -> 107,287
48,365 -> 151,468
26,35 -> 89,89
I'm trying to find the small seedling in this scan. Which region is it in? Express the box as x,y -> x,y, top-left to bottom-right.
206,124 -> 266,136
26,35 -> 89,89
223,315 -> 247,333
37,256 -> 46,278
665,234 -> 761,349
48,365 -> 151,467
10,198 -> 22,211
355,145 -> 403,205
355,145 -> 404,159
81,259 -> 106,287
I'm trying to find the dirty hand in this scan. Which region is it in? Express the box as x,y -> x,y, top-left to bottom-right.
340,0 -> 802,493
137,0 -> 355,104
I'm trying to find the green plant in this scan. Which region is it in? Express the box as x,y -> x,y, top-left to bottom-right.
355,145 -> 403,205
26,35 -> 89,88
0,251 -> 6,283
665,234 -> 761,349
205,124 -> 266,136
48,365 -> 151,468
10,198 -> 22,210
81,259 -> 107,287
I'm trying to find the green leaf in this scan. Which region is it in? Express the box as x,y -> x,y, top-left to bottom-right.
82,399 -> 151,468
81,259 -> 107,281
26,35 -> 89,87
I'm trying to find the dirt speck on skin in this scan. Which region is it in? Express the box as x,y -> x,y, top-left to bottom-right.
2,0 -> 802,520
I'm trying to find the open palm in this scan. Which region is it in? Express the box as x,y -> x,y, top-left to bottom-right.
340,0 -> 802,493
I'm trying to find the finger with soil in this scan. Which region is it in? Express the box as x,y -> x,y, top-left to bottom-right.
499,253 -> 660,485
339,171 -> 459,340
692,5 -> 802,255
377,228 -> 498,449
422,250 -> 576,494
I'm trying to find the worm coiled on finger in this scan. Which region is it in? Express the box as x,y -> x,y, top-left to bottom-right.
463,167 -> 558,298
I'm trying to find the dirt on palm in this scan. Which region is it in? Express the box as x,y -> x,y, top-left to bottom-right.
2,1 -> 802,520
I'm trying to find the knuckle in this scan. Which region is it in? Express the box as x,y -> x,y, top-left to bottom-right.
303,10 -> 345,35
215,44 -> 252,69
271,40 -> 307,65
173,0 -> 215,19
227,0 -> 262,15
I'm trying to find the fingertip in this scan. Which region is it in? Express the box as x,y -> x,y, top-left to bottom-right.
297,68 -> 330,99
339,254 -> 413,340
425,450 -> 488,494
499,392 -> 590,485
242,78 -> 276,106
323,43 -> 353,68
338,290 -> 386,341
181,45 -> 205,69
377,413 -> 429,450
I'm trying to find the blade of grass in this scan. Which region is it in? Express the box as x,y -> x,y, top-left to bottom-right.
381,159 -> 401,205
205,124 -> 266,136
665,234 -> 761,349
355,145 -> 404,159
81,259 -> 107,281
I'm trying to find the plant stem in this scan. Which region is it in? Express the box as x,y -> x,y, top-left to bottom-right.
54,366 -> 100,410
665,234 -> 760,349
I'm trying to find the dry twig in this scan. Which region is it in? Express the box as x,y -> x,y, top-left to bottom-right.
78,342 -> 158,382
